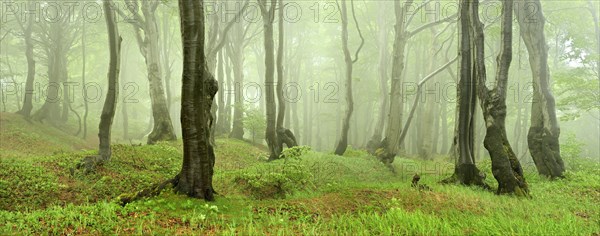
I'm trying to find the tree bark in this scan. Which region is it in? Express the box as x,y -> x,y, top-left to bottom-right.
516,0 -> 565,178
366,1 -> 390,154
16,3 -> 35,118
175,0 -> 218,201
276,0 -> 298,152
475,0 -> 528,195
334,0 -> 364,155
98,0 -> 122,161
258,0 -> 280,160
82,21 -> 89,139
376,0 -> 412,165
116,2 -> 177,144
442,0 -> 487,187
228,19 -> 245,140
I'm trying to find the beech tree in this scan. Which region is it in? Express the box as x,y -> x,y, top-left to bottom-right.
14,0 -> 35,119
516,0 -> 565,178
334,0 -> 364,156
115,0 -> 177,144
473,0 -> 528,195
174,0 -> 218,200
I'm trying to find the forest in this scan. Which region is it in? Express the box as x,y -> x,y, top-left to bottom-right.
0,0 -> 599,234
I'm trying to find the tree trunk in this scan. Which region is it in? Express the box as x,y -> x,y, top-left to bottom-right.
98,0 -> 122,161
228,20 -> 245,140
259,0 -> 280,160
16,5 -> 35,118
377,0 -> 412,166
442,0 -> 486,187
175,0 -> 218,201
216,50 -> 227,135
516,0 -> 565,178
143,8 -> 177,144
34,30 -> 66,124
366,1 -> 389,154
334,0 -> 363,155
475,0 -> 528,195
82,21 -> 89,139
275,0 -> 298,152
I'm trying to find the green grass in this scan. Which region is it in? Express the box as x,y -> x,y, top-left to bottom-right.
0,115 -> 599,235
0,113 -> 96,158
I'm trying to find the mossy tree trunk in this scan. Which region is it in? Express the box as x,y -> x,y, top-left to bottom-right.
516,0 -> 565,178
473,0 -> 528,195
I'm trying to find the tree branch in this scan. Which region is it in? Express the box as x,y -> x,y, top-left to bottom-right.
207,0 -> 250,59
408,13 -> 457,38
350,0 -> 365,64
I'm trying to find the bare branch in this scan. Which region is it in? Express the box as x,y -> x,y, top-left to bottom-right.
350,0 -> 365,64
408,13 -> 457,38
207,0 -> 250,59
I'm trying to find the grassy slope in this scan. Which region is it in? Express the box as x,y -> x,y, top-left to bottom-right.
0,119 -> 598,235
0,113 -> 96,157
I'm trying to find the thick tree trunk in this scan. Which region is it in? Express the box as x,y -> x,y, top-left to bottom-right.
475,0 -> 528,195
175,0 -> 218,201
418,26 -> 440,160
98,0 -> 121,161
377,0 -> 412,165
16,7 -> 35,118
442,0 -> 486,187
228,21 -> 245,140
366,1 -> 389,154
144,9 -> 177,144
34,49 -> 65,123
516,0 -> 565,178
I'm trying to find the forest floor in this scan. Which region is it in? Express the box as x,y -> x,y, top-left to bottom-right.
0,114 -> 599,235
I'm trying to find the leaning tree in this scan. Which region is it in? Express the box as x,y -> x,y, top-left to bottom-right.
516,0 -> 565,178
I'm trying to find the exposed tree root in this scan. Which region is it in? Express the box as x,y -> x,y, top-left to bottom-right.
440,164 -> 491,190
116,177 -> 220,206
70,155 -> 107,175
117,178 -> 178,206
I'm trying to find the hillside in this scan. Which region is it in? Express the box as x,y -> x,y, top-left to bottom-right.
0,113 -> 96,158
0,139 -> 598,235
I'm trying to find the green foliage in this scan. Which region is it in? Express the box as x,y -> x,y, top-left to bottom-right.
234,156 -> 314,199
554,68 -> 600,121
280,145 -> 311,159
242,107 -> 266,143
1,138 -> 599,235
343,145 -> 371,158
561,133 -> 599,173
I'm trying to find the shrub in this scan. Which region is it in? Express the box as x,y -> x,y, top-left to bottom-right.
234,156 -> 314,199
